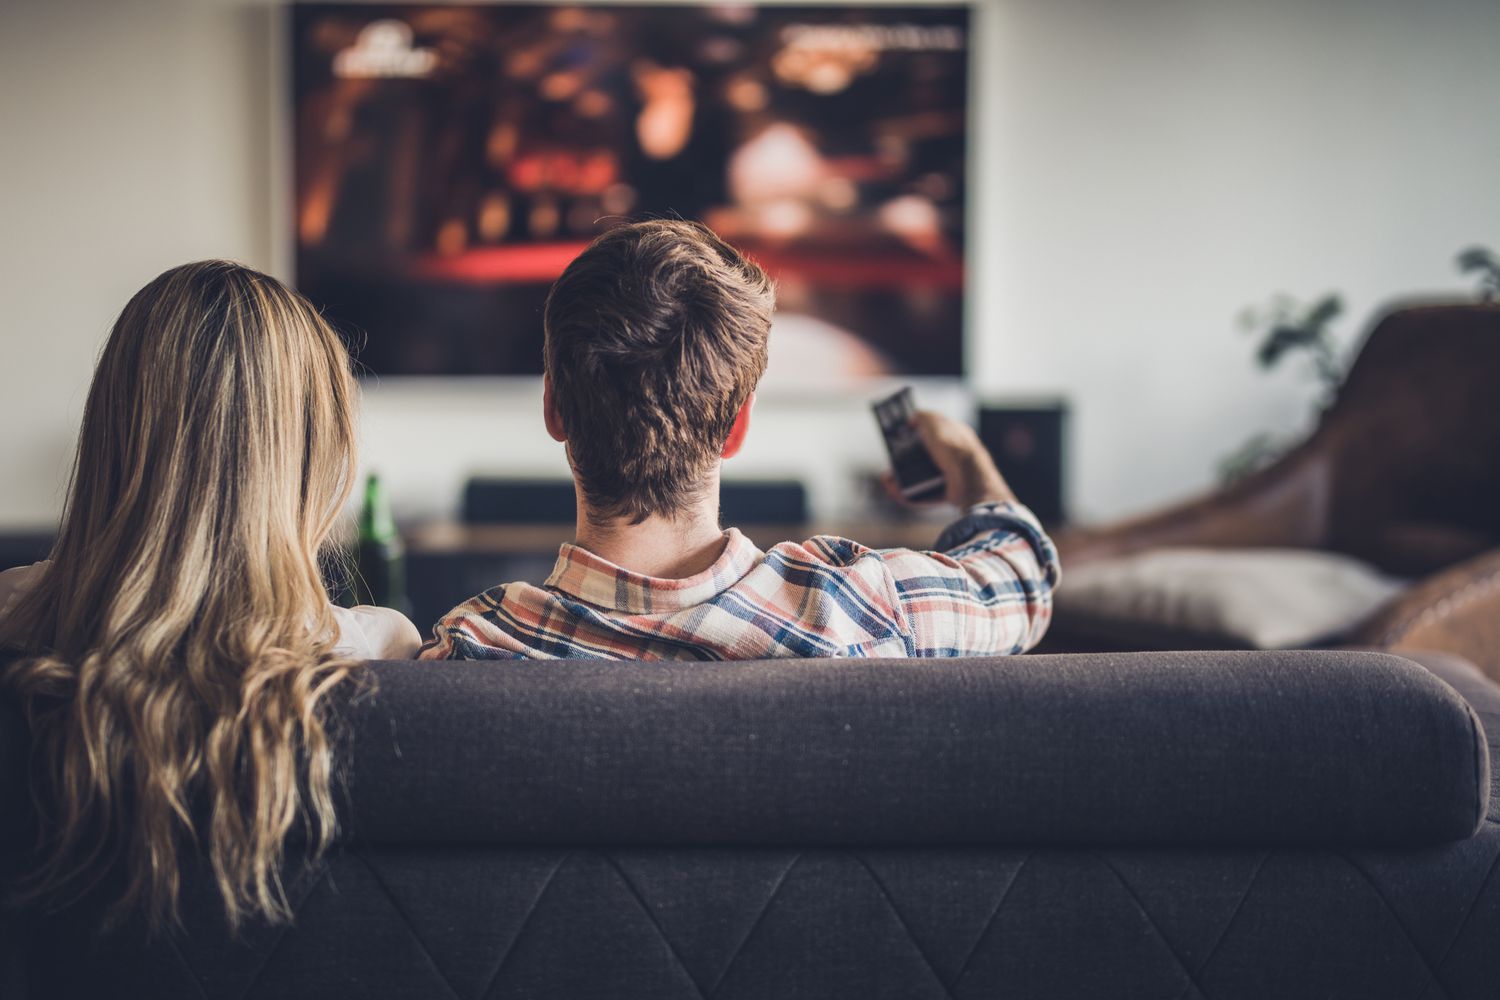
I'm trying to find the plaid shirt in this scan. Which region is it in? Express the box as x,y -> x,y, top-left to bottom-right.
419,501 -> 1059,661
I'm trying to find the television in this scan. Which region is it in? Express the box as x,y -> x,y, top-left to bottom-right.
291,3 -> 970,383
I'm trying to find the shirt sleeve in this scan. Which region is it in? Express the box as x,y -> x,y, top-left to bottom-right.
881,500 -> 1060,656
417,592 -> 526,661
418,618 -> 461,660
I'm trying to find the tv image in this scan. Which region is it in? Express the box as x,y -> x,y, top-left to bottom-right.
291,4 -> 969,382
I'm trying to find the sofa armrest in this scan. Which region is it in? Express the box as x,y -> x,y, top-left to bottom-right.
1349,547 -> 1500,683
1055,442 -> 1332,567
1394,649 -> 1500,824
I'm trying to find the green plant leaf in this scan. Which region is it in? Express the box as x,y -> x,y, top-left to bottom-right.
1456,246 -> 1496,272
1304,294 -> 1343,329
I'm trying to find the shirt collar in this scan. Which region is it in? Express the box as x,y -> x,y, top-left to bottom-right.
544,528 -> 762,614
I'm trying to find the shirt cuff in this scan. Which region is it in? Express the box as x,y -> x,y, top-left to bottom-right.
935,500 -> 1061,583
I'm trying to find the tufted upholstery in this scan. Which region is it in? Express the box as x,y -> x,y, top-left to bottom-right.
19,835 -> 1500,1000
7,650 -> 1500,999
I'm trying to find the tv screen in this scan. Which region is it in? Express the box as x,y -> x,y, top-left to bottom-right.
291,3 -> 969,382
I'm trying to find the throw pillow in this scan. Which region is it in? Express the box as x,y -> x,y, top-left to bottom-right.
1055,547 -> 1406,650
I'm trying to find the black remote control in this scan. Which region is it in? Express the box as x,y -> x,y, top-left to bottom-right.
872,387 -> 946,502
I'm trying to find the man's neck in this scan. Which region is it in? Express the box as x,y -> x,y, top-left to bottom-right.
572,484 -> 728,580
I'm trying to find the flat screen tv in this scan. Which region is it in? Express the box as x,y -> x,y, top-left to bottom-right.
291,3 -> 969,383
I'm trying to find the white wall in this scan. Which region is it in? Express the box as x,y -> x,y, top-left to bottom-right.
0,0 -> 275,526
3,0 -> 1497,531
973,0 -> 1500,518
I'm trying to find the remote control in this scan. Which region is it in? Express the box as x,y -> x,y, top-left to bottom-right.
872,387 -> 946,502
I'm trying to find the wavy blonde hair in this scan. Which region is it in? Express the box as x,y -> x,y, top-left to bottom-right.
1,260 -> 360,931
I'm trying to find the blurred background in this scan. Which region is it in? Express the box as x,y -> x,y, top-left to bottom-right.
2,0 -> 1498,536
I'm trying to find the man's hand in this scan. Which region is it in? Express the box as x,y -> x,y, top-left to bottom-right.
885,411 -> 1016,510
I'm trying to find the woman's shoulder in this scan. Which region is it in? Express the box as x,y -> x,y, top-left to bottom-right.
328,603 -> 423,660
0,561 -> 49,620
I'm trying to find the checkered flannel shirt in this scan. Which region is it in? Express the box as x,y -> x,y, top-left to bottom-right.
418,500 -> 1059,661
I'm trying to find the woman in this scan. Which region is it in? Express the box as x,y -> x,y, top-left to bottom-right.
0,260 -> 419,932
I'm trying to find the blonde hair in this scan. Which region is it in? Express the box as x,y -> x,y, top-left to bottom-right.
1,260 -> 361,931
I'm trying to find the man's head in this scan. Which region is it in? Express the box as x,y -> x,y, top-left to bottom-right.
543,219 -> 775,523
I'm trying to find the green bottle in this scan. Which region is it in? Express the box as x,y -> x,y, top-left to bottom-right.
354,473 -> 409,613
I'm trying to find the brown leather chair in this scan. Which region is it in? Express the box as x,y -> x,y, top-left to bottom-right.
1050,302 -> 1500,679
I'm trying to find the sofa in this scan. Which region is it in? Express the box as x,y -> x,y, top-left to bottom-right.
3,648 -> 1498,999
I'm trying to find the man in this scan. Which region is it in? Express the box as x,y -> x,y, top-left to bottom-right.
420,220 -> 1059,660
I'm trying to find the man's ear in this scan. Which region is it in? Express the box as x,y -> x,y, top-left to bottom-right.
543,374 -> 567,443
721,392 -> 754,459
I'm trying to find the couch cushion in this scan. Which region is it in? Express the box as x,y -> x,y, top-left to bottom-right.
1055,547 -> 1405,649
326,651 -> 1490,849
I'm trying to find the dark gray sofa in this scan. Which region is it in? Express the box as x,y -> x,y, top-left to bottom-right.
4,649 -> 1499,999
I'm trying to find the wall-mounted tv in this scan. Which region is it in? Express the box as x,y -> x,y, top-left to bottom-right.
291,3 -> 969,382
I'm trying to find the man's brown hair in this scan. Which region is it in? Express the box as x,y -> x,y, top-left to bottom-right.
544,219 -> 775,523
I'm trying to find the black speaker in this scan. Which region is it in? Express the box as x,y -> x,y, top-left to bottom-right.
463,478 -> 577,524
977,403 -> 1067,526
719,480 -> 808,526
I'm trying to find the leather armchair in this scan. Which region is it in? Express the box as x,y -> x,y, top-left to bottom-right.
1051,303 -> 1500,678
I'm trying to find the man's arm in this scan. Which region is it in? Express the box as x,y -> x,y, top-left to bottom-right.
880,412 -> 1060,656
416,623 -> 459,660
418,588 -> 536,660
416,596 -> 490,660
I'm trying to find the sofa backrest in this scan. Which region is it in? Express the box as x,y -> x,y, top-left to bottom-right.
1,651 -> 1488,861
322,651 -> 1489,850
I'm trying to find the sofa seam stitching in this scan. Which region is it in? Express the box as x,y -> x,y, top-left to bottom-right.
1092,852 -> 1209,1000
232,864 -> 331,1000
705,851 -> 803,997
1465,702 -> 1488,833
1413,840 -> 1500,1000
1175,848 -> 1270,996
350,850 -> 465,1000
849,853 -> 959,999
600,853 -> 710,1000
951,850 -> 1032,989
163,931 -> 210,1000
477,850 -> 573,1000
1335,852 -> 1455,1000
